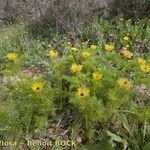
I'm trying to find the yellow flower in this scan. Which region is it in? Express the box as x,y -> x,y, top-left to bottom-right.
140,64 -> 150,73
123,50 -> 133,59
48,50 -> 58,59
92,71 -> 103,81
32,82 -> 44,92
125,45 -> 129,48
71,47 -> 78,51
71,64 -> 82,73
81,51 -> 90,59
90,45 -> 97,51
76,87 -> 90,98
6,53 -> 17,61
137,57 -> 146,65
118,78 -> 132,89
123,36 -> 129,41
67,42 -> 72,46
104,44 -> 114,52
48,44 -> 52,48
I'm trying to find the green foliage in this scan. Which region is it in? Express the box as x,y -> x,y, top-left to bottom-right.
26,0 -> 150,41
0,17 -> 150,149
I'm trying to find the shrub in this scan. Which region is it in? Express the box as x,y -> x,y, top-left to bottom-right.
0,18 -> 150,149
27,0 -> 150,40
27,0 -> 104,39
108,0 -> 150,20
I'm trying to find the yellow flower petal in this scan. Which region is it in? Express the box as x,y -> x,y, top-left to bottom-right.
92,71 -> 103,81
71,47 -> 78,51
90,45 -> 97,51
48,44 -> 52,48
123,36 -> 129,41
104,44 -> 114,52
71,64 -> 82,73
76,87 -> 90,98
140,64 -> 150,73
118,78 -> 132,89
6,53 -> 17,61
32,82 -> 44,92
48,50 -> 58,59
81,51 -> 90,59
123,50 -> 133,59
137,57 -> 146,65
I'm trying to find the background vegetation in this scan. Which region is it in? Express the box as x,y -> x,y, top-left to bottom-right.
0,0 -> 150,150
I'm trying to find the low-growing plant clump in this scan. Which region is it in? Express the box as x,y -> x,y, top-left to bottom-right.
0,18 -> 150,150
